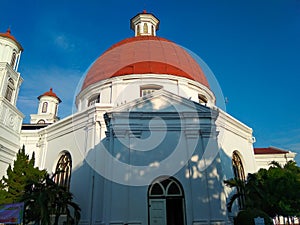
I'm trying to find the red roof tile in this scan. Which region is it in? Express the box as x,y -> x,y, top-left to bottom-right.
0,28 -> 23,51
254,147 -> 289,155
38,88 -> 61,103
82,36 -> 209,90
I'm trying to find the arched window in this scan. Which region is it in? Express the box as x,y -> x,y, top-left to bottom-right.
11,51 -> 17,68
198,94 -> 208,104
42,102 -> 48,113
137,24 -> 141,36
54,152 -> 72,190
37,119 -> 45,124
143,23 -> 148,33
5,78 -> 15,102
54,104 -> 58,116
232,151 -> 245,209
152,25 -> 155,36
232,151 -> 245,181
148,177 -> 185,225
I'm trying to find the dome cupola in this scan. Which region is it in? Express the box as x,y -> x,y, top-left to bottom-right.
77,11 -> 215,111
0,28 -> 24,107
0,28 -> 23,71
30,88 -> 61,124
130,10 -> 160,37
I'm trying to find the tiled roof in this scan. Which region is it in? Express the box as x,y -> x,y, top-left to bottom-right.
82,36 -> 209,90
254,147 -> 289,155
0,28 -> 23,50
38,88 -> 61,103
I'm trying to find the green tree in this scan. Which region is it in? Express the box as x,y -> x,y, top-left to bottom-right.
225,160 -> 300,222
0,145 -> 46,204
23,173 -> 80,225
234,209 -> 273,225
0,146 -> 81,225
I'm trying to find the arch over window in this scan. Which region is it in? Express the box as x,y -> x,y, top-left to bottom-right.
198,94 -> 208,104
42,102 -> 48,113
54,152 -> 72,190
37,119 -> 45,124
148,177 -> 185,225
232,151 -> 245,209
149,177 -> 183,197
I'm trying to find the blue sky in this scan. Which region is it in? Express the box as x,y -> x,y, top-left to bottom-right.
1,0 -> 299,163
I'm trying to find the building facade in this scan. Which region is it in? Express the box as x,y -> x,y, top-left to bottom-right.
0,29 -> 23,178
0,11 -> 296,225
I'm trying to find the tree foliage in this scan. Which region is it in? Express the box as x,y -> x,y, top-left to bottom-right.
23,173 -> 81,225
0,145 -> 46,204
225,160 -> 300,220
234,209 -> 273,225
0,146 -> 81,224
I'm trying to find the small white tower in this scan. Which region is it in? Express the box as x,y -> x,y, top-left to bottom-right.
130,10 -> 160,36
0,28 -> 23,106
0,28 -> 24,178
30,88 -> 61,124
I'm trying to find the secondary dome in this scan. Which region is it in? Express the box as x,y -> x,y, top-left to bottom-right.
81,11 -> 209,91
38,88 -> 61,103
0,28 -> 23,50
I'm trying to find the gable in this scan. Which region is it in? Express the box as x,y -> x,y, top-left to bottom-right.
111,89 -> 212,114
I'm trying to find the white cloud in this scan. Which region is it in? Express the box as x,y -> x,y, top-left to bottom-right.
54,34 -> 75,51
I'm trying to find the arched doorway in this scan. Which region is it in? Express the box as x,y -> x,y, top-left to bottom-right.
148,177 -> 185,225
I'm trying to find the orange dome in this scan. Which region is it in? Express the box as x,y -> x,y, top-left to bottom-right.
38,88 -> 61,103
82,36 -> 209,90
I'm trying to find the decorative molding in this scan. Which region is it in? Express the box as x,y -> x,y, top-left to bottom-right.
184,129 -> 200,139
109,221 -> 124,225
78,221 -> 90,225
192,220 -> 209,225
8,113 -> 15,127
93,222 -> 105,225
0,143 -> 16,157
209,220 -> 226,225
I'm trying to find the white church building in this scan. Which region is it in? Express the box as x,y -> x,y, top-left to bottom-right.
0,11 -> 296,225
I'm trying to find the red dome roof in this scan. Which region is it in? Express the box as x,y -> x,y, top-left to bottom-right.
0,28 -> 23,51
38,88 -> 61,103
82,36 -> 209,90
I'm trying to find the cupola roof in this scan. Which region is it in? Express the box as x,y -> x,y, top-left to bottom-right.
0,28 -> 23,51
38,88 -> 62,103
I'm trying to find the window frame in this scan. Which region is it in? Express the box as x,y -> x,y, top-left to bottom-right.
54,152 -> 72,191
88,94 -> 100,106
11,51 -> 17,68
143,23 -> 148,34
232,151 -> 246,209
4,78 -> 15,102
42,102 -> 48,113
140,84 -> 162,97
198,94 -> 208,104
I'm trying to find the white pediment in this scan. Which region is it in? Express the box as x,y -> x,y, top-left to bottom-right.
111,89 -> 211,113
